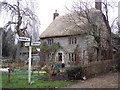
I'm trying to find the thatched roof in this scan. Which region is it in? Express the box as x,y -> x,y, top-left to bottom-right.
40,8 -> 101,39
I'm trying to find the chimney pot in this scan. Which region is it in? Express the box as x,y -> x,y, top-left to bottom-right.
53,10 -> 59,20
95,0 -> 102,11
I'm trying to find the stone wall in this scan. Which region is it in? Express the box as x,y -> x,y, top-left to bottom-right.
41,35 -> 89,67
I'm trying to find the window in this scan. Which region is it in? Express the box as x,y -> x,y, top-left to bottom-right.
69,53 -> 76,61
48,53 -> 54,60
69,37 -> 77,44
48,39 -> 54,45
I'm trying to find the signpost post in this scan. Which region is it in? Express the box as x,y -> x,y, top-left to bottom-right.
28,45 -> 32,85
19,37 -> 40,85
18,37 -> 32,85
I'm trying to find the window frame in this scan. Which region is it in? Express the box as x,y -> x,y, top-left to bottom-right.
68,53 -> 76,62
69,37 -> 77,45
47,38 -> 54,45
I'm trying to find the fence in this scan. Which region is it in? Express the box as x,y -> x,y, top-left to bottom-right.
2,71 -> 47,82
1,59 -> 119,84
2,60 -> 48,85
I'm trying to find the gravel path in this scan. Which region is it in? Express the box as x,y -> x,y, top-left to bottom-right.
64,72 -> 119,88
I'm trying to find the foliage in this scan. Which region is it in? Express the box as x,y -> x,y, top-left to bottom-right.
40,42 -> 60,53
66,66 -> 82,80
49,43 -> 60,52
2,29 -> 17,59
112,32 -> 120,39
112,64 -> 118,72
40,43 -> 49,53
43,60 -> 60,81
92,24 -> 101,44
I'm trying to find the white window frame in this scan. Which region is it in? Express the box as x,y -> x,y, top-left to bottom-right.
69,53 -> 76,61
48,39 -> 54,45
69,37 -> 77,45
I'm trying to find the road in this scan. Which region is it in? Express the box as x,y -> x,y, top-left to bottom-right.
64,72 -> 119,88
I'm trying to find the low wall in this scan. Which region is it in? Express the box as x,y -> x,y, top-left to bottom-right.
81,59 -> 118,78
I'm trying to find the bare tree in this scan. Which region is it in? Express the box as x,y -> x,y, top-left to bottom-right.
0,0 -> 40,61
65,0 -> 114,61
117,21 -> 120,36
101,0 -> 118,60
2,27 -> 16,59
110,17 -> 119,33
0,0 -> 40,39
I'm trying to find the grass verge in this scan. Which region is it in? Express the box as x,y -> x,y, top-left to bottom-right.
2,72 -> 78,88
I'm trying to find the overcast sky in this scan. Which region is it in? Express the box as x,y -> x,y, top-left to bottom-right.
37,0 -> 72,34
37,0 -> 119,34
0,0 -> 119,34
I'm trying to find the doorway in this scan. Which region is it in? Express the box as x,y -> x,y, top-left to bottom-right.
58,53 -> 62,63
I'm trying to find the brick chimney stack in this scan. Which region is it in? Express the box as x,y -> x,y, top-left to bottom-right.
53,10 -> 59,20
95,0 -> 102,11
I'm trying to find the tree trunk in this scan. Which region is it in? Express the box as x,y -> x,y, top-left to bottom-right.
48,70 -> 51,81
16,42 -> 20,60
99,48 -> 101,61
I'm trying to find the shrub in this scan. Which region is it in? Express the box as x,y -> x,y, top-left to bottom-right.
112,64 -> 118,72
66,66 -> 82,80
40,42 -> 60,53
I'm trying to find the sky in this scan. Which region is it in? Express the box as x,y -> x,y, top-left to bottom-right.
0,0 -> 119,35
37,0 -> 72,34
36,0 -> 119,34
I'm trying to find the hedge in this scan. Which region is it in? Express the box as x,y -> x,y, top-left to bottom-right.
66,66 -> 82,80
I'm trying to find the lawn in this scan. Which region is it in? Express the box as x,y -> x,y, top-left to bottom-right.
2,72 -> 78,88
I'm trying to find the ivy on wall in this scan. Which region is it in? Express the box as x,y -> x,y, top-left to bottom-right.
92,24 -> 101,44
40,42 -> 60,53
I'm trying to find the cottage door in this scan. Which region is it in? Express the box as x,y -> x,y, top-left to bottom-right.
58,53 -> 62,64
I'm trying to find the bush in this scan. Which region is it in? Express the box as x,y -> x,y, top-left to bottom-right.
66,66 -> 82,80
112,64 -> 118,72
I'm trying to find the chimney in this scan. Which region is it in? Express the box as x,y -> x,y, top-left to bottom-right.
53,10 -> 59,20
95,0 -> 102,11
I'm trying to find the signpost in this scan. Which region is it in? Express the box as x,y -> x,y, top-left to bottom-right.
25,42 -> 30,47
28,45 -> 32,85
19,37 -> 30,42
18,37 -> 40,85
31,42 -> 41,46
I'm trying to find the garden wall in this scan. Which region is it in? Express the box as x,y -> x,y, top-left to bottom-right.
81,59 -> 118,78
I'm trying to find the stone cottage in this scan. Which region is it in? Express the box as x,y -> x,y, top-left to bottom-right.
40,2 -> 112,67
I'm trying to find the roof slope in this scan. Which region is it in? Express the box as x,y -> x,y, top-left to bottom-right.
40,8 -> 101,39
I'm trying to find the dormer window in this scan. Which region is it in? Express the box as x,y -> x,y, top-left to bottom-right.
69,37 -> 77,44
48,39 -> 54,45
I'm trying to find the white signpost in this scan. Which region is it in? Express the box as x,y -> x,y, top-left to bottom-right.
25,42 -> 30,47
31,42 -> 41,46
19,37 -> 30,42
19,37 -> 40,85
18,37 -> 31,85
28,45 -> 32,85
